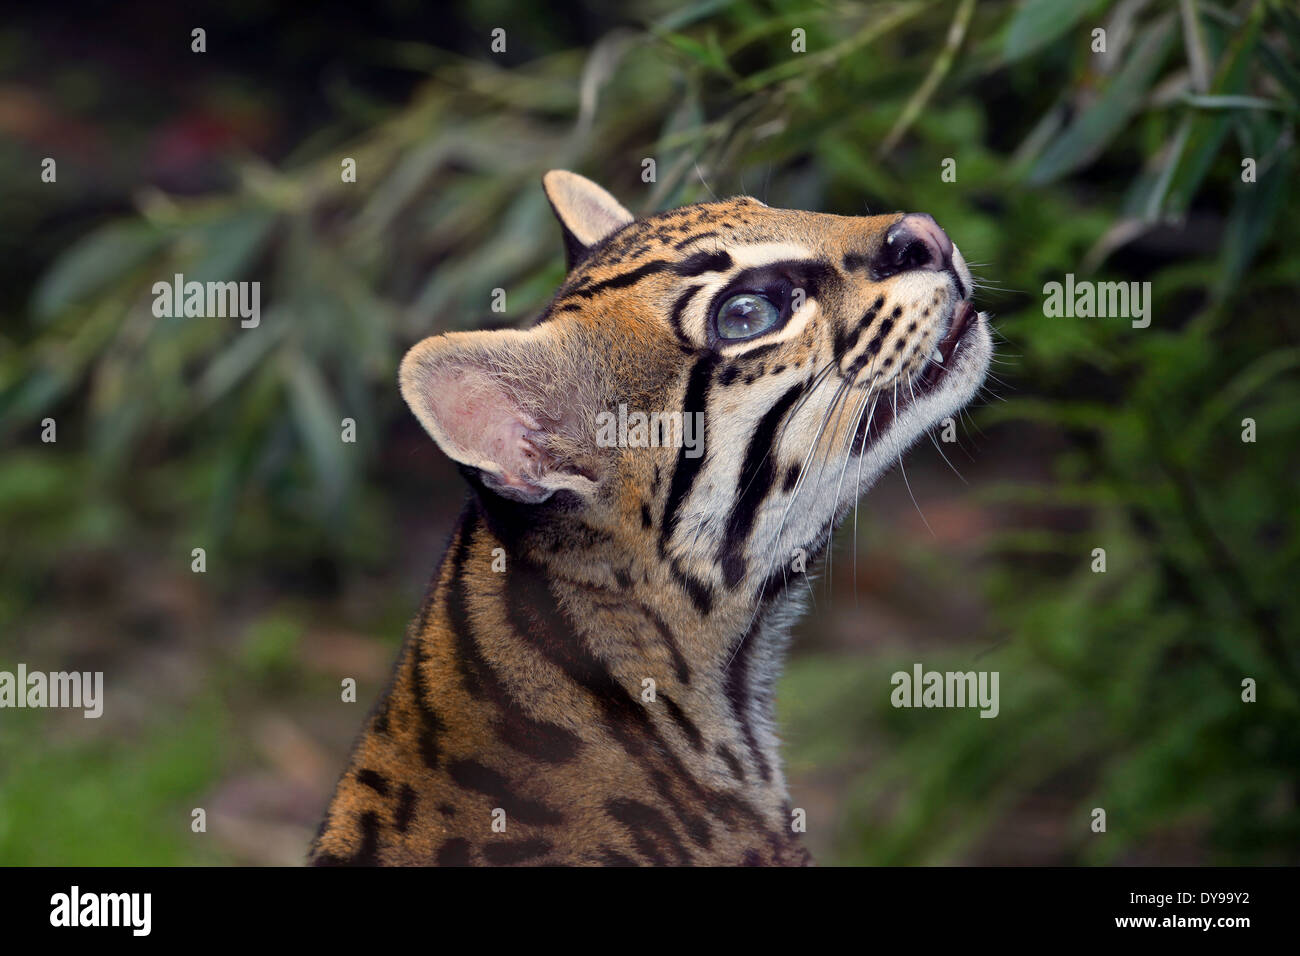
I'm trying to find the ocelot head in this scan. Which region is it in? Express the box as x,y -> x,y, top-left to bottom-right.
400,171 -> 991,615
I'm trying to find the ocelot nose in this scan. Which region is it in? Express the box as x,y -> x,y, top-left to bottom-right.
872,213 -> 954,279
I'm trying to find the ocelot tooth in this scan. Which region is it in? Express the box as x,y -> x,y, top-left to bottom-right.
931,347 -> 944,364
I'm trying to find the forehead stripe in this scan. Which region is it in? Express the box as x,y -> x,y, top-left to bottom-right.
561,250 -> 733,304
675,231 -> 719,249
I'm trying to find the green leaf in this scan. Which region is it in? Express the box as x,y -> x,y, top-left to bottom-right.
1163,5 -> 1264,216
31,221 -> 168,322
185,209 -> 278,285
1028,16 -> 1176,184
283,351 -> 347,510
1003,0 -> 1106,63
1215,143 -> 1291,298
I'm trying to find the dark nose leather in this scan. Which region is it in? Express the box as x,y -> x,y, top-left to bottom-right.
871,213 -> 954,279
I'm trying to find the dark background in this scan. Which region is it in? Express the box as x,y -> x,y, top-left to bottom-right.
1,0 -> 1297,864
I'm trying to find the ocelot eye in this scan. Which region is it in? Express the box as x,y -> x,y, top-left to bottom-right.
715,293 -> 781,340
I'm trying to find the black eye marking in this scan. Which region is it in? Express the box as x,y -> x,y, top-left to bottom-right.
705,259 -> 833,350
669,285 -> 705,347
717,292 -> 782,341
679,250 -> 733,276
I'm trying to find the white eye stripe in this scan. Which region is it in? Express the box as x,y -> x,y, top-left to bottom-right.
724,240 -> 815,268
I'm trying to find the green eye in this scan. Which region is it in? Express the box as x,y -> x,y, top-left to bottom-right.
716,293 -> 781,340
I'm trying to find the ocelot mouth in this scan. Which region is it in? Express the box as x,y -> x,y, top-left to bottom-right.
850,299 -> 977,455
915,299 -> 976,394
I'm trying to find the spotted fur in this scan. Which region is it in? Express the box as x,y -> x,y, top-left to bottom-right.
310,171 -> 992,866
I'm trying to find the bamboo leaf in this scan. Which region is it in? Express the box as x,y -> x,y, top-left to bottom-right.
1028,16 -> 1175,184
1003,0 -> 1107,63
32,222 -> 169,322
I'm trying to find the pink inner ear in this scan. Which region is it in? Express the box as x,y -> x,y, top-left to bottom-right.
428,366 -> 544,486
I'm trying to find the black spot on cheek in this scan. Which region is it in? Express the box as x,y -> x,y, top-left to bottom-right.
719,365 -> 740,386
782,464 -> 801,493
640,504 -> 653,529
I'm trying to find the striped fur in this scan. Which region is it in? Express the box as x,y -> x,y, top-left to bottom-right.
311,171 -> 992,866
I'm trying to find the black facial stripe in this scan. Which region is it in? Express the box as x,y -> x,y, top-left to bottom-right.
669,557 -> 714,615
658,355 -> 718,556
719,382 -> 806,589
555,250 -> 733,310
677,250 -> 733,276
833,295 -> 885,362
736,341 -> 779,363
669,284 -> 704,347
569,259 -> 677,299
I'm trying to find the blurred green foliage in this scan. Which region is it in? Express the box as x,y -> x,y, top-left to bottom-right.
2,0 -> 1298,864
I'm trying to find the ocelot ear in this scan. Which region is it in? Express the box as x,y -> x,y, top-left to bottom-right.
399,326 -> 599,504
542,170 -> 634,270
